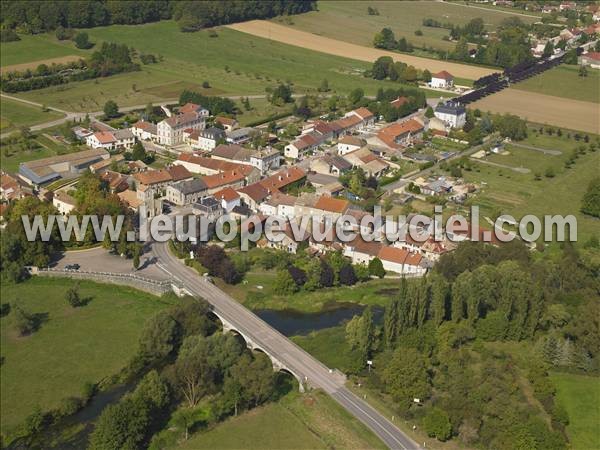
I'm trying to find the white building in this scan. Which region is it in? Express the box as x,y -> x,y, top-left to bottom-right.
86,130 -> 135,151
191,127 -> 226,151
434,102 -> 466,129
157,112 -> 205,146
337,135 -> 365,156
53,191 -> 76,215
131,120 -> 158,141
430,70 -> 454,89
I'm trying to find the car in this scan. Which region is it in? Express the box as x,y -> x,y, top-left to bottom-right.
65,264 -> 81,271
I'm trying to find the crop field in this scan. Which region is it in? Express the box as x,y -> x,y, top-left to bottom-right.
472,88 -> 600,134
5,22 -> 445,112
228,20 -> 495,80
512,65 -> 600,103
269,0 -> 537,52
0,132 -> 79,173
0,97 -> 64,133
0,33 -> 89,67
0,277 -> 175,432
464,131 -> 600,241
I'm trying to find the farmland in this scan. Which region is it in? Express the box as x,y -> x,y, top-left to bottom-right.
0,132 -> 79,173
0,277 -> 175,432
269,0 -> 537,52
472,88 -> 600,134
228,20 -> 495,80
0,32 -> 89,68
464,131 -> 600,241
512,65 -> 600,103
0,97 -> 64,133
3,21 -> 446,113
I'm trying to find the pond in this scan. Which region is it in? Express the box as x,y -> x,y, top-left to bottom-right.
255,303 -> 384,336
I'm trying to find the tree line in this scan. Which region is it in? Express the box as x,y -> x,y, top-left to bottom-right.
0,0 -> 314,34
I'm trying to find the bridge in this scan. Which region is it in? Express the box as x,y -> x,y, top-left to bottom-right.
151,242 -> 419,450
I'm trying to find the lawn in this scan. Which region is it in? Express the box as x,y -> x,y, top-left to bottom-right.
233,97 -> 294,126
273,0 -> 537,52
512,65 -> 600,103
0,97 -> 64,133
10,22 -> 443,112
464,131 -> 600,242
550,372 -> 600,450
0,277 -> 175,432
178,390 -> 385,450
0,33 -> 89,68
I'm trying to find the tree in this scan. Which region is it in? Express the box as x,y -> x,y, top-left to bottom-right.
133,252 -> 140,270
65,282 -> 84,307
422,69 -> 432,82
274,269 -> 298,294
318,79 -> 329,92
425,106 -> 434,118
172,408 -> 195,441
581,177 -> 600,217
373,27 -> 396,50
339,264 -> 357,286
137,311 -> 178,364
348,88 -> 364,105
103,100 -> 119,119
88,397 -> 149,450
175,336 -> 216,407
13,304 -> 36,336
73,32 -> 92,49
423,408 -> 452,441
368,257 -> 385,278
346,307 -> 376,363
543,41 -> 554,58
381,347 -> 430,411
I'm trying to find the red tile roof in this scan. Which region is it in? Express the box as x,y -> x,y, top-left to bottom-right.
93,131 -> 116,144
213,187 -> 240,202
179,103 -> 203,114
177,153 -> 245,172
202,166 -> 254,189
167,164 -> 193,181
390,96 -> 409,108
314,195 -> 350,214
584,51 -> 600,61
215,116 -> 237,126
433,70 -> 454,80
134,169 -> 172,185
238,183 -> 270,202
259,167 -> 306,191
352,107 -> 374,120
378,246 -> 409,264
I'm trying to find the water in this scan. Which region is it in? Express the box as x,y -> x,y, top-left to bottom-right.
255,303 -> 384,336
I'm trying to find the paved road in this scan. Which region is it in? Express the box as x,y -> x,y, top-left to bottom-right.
150,241 -> 420,450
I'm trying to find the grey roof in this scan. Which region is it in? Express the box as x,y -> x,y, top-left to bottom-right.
307,172 -> 339,186
114,129 -> 134,140
231,204 -> 252,216
324,155 -> 353,171
200,127 -> 226,140
435,102 -> 466,116
226,127 -> 253,140
172,178 -> 207,195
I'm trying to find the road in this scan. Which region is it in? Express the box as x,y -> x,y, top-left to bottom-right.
150,241 -> 420,450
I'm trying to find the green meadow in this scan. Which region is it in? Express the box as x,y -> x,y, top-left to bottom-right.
513,65 -> 600,103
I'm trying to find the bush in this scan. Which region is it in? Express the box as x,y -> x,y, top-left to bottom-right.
368,258 -> 386,278
12,304 -> 36,336
73,32 -> 93,49
423,408 -> 452,441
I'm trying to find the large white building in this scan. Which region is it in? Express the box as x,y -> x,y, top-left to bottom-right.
86,130 -> 135,151
157,111 -> 205,146
434,102 -> 466,129
430,70 -> 455,89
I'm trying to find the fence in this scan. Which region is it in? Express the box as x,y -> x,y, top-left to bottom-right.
32,267 -> 178,296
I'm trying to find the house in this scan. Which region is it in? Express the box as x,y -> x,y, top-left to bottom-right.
310,154 -> 353,176
390,96 -> 410,109
580,52 -> 600,69
179,103 -> 209,117
192,196 -> 223,222
100,170 -> 129,193
190,127 -> 226,151
131,120 -> 158,141
1,171 -> 33,201
86,130 -> 135,151
421,178 -> 453,196
117,189 -> 144,211
213,187 -> 241,212
377,246 -> 426,275
259,167 -> 306,193
284,132 -> 323,160
259,191 -> 297,219
344,237 -> 382,265
344,107 -> 376,128
337,136 -> 366,156
250,148 -> 281,174
313,195 -> 350,221
157,111 -> 205,146
225,127 -> 253,145
430,70 -> 454,89
19,149 -> 110,187
72,126 -> 93,141
211,144 -> 254,165
202,166 -> 257,194
215,116 -> 239,131
376,119 -> 425,149
237,183 -> 270,211
229,204 -> 253,220
166,179 -> 208,206
434,102 -> 466,129
257,224 -> 308,254
134,165 -> 193,198
53,191 -> 76,215
304,120 -> 336,141
174,153 -> 243,175
343,147 -> 389,178
90,154 -> 125,173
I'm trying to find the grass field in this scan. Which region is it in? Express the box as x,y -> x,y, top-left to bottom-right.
513,65 -> 600,103
178,390 -> 385,450
465,131 -> 600,241
0,97 -> 64,133
550,372 -> 600,450
271,0 -> 537,52
292,326 -> 359,374
0,277 -> 175,432
6,21 -> 444,112
0,132 -> 80,173
0,33 -> 89,67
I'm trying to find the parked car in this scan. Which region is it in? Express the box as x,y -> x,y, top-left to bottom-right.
65,264 -> 80,271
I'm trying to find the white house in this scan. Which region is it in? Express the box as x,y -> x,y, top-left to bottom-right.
377,246 -> 426,275
86,130 -> 135,151
430,70 -> 454,89
131,120 -> 158,141
53,191 -> 76,216
337,136 -> 365,156
434,102 -> 466,129
284,133 -> 321,160
157,111 -> 205,146
213,187 -> 241,212
191,127 -> 226,151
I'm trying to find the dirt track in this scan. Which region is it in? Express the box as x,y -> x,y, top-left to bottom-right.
1,55 -> 83,74
472,89 -> 599,134
227,20 -> 495,80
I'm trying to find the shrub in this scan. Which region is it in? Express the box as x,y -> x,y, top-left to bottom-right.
423,408 -> 452,441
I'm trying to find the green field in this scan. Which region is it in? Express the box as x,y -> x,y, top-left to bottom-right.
0,97 -> 64,133
0,33 -> 89,68
293,326 -> 359,374
0,277 -> 175,432
178,390 -> 385,450
273,0 -> 537,52
465,131 -> 600,241
513,65 -> 600,103
6,21 -> 444,112
550,372 -> 600,450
